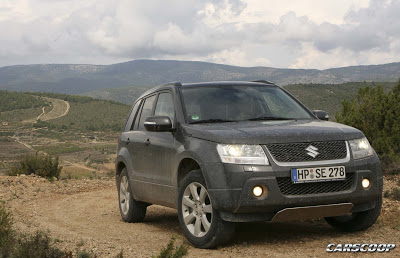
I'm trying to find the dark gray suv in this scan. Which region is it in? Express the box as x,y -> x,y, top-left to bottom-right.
116,81 -> 383,248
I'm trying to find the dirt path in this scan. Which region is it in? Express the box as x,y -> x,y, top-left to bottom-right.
62,160 -> 110,174
39,97 -> 70,121
36,107 -> 46,121
22,97 -> 70,123
2,175 -> 399,257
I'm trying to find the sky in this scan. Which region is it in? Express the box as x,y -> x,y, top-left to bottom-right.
0,0 -> 400,69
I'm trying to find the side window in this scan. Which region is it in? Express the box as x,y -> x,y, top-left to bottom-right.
154,92 -> 175,123
137,95 -> 157,131
124,100 -> 142,131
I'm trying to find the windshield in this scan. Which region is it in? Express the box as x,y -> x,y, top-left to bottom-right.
181,85 -> 312,124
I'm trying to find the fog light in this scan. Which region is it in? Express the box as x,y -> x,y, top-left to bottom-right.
253,186 -> 263,197
362,178 -> 370,189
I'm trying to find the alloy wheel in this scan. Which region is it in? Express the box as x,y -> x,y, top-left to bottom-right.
119,175 -> 130,216
181,182 -> 213,237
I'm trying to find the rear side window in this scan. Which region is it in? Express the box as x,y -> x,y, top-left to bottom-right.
124,100 -> 142,131
154,92 -> 175,123
137,95 -> 157,131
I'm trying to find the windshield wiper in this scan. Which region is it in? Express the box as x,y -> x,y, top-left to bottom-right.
189,119 -> 235,124
247,115 -> 295,121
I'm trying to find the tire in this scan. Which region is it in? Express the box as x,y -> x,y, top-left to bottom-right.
325,195 -> 382,232
117,168 -> 147,222
177,170 -> 235,249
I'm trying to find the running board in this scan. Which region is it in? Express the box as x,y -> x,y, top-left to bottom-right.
271,203 -> 354,222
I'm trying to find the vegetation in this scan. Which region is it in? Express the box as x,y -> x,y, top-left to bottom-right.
384,187 -> 400,201
83,86 -> 152,105
8,153 -> 62,179
35,144 -> 85,155
29,92 -> 123,105
0,107 -> 43,123
33,120 -> 52,128
47,101 -> 130,132
336,80 -> 400,172
2,60 -> 400,95
153,237 -> 188,258
0,202 -> 13,257
285,81 -> 396,120
0,90 -> 47,112
2,203 -> 186,258
0,202 -> 72,258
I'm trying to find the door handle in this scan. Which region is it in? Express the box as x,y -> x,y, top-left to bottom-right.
125,138 -> 130,145
144,138 -> 151,146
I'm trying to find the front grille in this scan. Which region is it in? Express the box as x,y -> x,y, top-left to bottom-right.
265,141 -> 347,163
276,173 -> 354,195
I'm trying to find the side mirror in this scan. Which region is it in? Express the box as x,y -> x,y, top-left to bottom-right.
313,110 -> 329,121
144,116 -> 173,132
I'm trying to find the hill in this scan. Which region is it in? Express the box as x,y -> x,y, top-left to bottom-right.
27,93 -> 131,132
284,81 -> 397,119
0,60 -> 399,94
83,86 -> 152,105
82,81 -> 398,119
0,91 -> 130,132
0,90 -> 48,112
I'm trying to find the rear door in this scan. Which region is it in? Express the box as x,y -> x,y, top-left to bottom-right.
119,99 -> 142,178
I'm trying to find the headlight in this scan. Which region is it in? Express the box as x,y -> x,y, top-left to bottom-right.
216,144 -> 269,165
349,137 -> 374,159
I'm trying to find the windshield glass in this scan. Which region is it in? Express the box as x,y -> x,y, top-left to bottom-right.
181,85 -> 312,124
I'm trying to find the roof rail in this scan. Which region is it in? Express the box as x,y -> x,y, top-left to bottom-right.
163,81 -> 182,87
252,80 -> 275,85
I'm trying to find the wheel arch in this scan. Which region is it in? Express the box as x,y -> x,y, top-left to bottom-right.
176,157 -> 202,187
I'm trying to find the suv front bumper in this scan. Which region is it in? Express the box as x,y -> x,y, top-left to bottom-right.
204,154 -> 383,222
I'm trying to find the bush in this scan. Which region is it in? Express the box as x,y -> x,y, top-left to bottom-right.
0,202 -> 14,257
13,231 -> 72,258
336,80 -> 400,171
33,120 -> 51,128
8,153 -> 62,179
154,237 -> 188,258
0,203 -> 73,258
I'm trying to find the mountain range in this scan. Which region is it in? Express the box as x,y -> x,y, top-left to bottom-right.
0,60 -> 399,94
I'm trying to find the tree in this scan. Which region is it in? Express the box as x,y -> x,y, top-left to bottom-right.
336,80 -> 400,171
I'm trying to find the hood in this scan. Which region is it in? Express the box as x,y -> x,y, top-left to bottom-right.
182,119 -> 364,144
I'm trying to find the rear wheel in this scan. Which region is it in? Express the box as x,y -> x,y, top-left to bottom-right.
118,168 -> 147,222
178,170 -> 235,248
325,195 -> 382,232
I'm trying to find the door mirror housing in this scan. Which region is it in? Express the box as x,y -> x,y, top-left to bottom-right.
313,110 -> 329,121
144,116 -> 173,132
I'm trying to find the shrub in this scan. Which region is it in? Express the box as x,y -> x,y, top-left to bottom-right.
1,203 -> 75,258
390,187 -> 400,201
13,231 -> 72,258
154,237 -> 188,258
0,202 -> 14,257
336,80 -> 400,171
33,120 -> 51,128
8,153 -> 62,179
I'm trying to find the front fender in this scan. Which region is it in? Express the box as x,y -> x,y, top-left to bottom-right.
173,137 -> 229,190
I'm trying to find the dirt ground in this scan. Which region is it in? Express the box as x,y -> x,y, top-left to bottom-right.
0,175 -> 399,257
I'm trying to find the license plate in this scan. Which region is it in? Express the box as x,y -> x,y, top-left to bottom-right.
291,166 -> 346,184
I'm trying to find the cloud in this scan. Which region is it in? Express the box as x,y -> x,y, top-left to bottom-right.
0,0 -> 400,69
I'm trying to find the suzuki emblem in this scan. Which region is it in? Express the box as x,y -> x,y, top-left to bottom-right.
305,145 -> 319,158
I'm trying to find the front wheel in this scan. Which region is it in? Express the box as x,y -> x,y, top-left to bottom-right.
177,170 -> 235,249
325,195 -> 382,232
